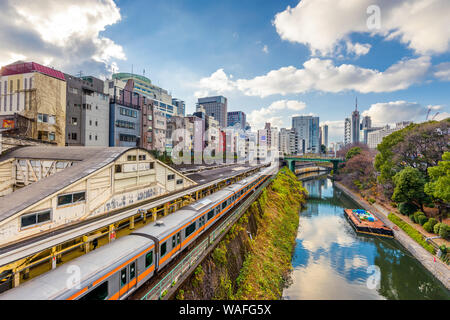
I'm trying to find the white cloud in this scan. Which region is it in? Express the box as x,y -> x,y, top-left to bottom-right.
362,101 -> 440,125
273,0 -> 450,57
0,0 -> 125,76
434,62 -> 450,81
262,45 -> 269,54
247,100 -> 307,130
345,41 -> 371,57
195,56 -> 431,98
236,56 -> 431,97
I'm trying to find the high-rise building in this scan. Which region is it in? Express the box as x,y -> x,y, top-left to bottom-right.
65,74 -> 109,147
320,124 -> 328,148
292,116 -> 320,154
172,98 -> 185,116
227,111 -> 246,129
344,118 -> 351,145
197,96 -> 228,128
279,128 -> 298,155
0,61 -> 67,146
351,99 -> 360,144
361,115 -> 372,130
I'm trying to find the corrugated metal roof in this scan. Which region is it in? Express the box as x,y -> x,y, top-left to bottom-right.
0,146 -> 132,222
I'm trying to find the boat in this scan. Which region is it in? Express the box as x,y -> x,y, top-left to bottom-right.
344,209 -> 394,238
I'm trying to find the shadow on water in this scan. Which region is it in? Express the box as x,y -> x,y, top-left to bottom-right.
283,174 -> 450,300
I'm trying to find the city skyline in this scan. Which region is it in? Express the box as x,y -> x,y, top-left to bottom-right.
0,0 -> 449,144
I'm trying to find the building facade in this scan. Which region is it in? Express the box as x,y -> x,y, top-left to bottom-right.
344,118 -> 351,145
292,116 -> 320,154
367,122 -> 412,149
197,96 -> 228,129
227,111 -> 246,129
0,61 -> 67,146
65,74 -> 109,147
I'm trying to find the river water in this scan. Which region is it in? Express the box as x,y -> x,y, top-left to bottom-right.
283,176 -> 450,300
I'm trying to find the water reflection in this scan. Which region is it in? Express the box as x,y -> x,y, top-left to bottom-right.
283,176 -> 450,300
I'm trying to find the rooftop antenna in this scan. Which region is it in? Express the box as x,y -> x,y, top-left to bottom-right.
355,97 -> 358,111
143,69 -> 145,77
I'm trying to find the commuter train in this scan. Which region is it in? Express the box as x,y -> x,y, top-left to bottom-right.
0,166 -> 274,300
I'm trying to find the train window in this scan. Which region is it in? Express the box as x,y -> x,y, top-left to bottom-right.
130,262 -> 136,280
185,222 -> 196,238
221,201 -> 227,210
79,282 -> 108,300
145,252 -> 153,268
161,242 -> 167,257
120,268 -> 127,287
177,233 -> 181,245
172,236 -> 176,248
207,210 -> 214,221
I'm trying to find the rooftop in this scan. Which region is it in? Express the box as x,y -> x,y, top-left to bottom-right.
0,61 -> 65,81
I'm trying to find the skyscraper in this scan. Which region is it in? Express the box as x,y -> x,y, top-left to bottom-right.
344,118 -> 351,145
197,96 -> 228,128
292,115 -> 320,154
352,98 -> 360,144
320,124 -> 328,148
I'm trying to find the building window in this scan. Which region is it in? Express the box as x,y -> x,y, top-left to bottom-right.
57,192 -> 86,207
139,155 -> 146,161
127,155 -> 137,161
115,165 -> 122,173
20,210 -> 52,229
71,117 -> 78,125
168,174 -> 175,181
119,134 -> 137,142
49,132 -> 55,141
176,179 -> 183,185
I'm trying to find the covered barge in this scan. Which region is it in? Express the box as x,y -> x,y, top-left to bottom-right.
344,209 -> 394,238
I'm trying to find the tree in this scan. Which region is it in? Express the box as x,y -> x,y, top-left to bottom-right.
346,147 -> 362,160
320,144 -> 327,154
425,152 -> 450,222
392,167 -> 429,212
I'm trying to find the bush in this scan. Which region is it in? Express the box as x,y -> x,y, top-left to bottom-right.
413,211 -> 425,224
423,221 -> 433,233
439,224 -> 449,240
409,215 -> 415,223
418,215 -> 428,226
388,213 -> 435,254
398,202 -> 419,216
391,202 -> 398,208
428,218 -> 438,230
368,198 -> 376,204
439,245 -> 447,255
434,223 -> 442,234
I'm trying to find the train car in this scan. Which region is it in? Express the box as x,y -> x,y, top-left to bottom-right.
0,166 -> 272,300
0,234 -> 155,300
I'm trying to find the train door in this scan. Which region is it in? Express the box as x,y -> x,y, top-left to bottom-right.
119,260 -> 137,299
172,232 -> 181,255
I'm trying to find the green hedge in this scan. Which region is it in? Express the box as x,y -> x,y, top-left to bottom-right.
388,213 -> 436,254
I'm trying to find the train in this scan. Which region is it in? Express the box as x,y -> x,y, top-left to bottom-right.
0,165 -> 275,300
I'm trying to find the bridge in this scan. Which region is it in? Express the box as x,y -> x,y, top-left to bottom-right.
282,156 -> 345,173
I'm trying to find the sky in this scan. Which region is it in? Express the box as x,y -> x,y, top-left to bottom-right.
0,0 -> 449,143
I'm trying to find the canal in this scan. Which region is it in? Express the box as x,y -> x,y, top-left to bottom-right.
283,175 -> 450,300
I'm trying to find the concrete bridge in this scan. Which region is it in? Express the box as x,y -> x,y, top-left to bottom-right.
282,156 -> 345,173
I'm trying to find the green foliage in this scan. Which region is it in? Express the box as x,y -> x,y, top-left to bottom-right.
368,198 -> 376,204
413,211 -> 425,224
388,213 -> 435,254
434,223 -> 442,234
439,245 -> 448,255
212,245 -> 227,266
192,265 -> 205,288
439,224 -> 450,240
425,152 -> 450,203
418,215 -> 428,226
392,167 -> 428,209
423,218 -> 438,233
399,202 -> 419,215
346,147 -> 362,160
176,289 -> 185,300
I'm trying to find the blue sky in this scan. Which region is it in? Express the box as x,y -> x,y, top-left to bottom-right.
1,0 -> 449,143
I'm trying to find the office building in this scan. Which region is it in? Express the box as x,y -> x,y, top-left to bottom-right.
292,116 -> 320,154
367,121 -> 412,149
172,99 -> 186,117
197,96 -> 228,128
320,124 -> 328,148
0,61 -> 67,146
65,74 -> 109,147
227,111 -> 246,129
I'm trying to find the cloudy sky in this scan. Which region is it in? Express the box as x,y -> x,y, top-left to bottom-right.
1,0 -> 449,143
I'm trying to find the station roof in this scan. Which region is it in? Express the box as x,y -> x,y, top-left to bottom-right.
0,146 -> 133,222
